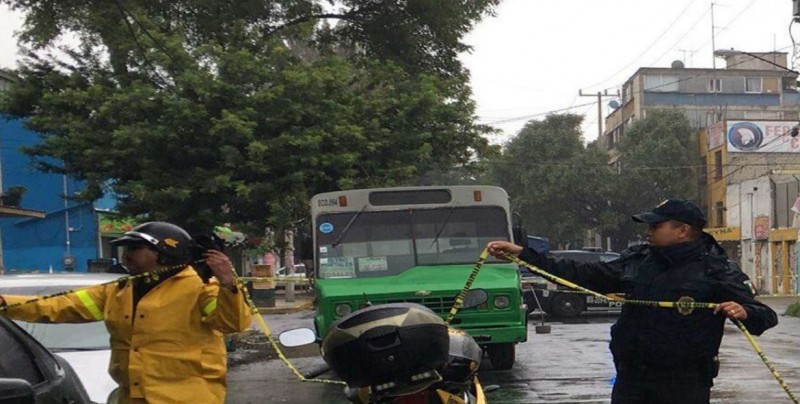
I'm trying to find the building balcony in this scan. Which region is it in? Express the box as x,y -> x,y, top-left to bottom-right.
643,92 -> 782,107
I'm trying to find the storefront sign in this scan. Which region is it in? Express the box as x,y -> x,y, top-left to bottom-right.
753,215 -> 770,240
708,121 -> 726,150
727,121 -> 798,153
705,226 -> 740,241
99,215 -> 139,235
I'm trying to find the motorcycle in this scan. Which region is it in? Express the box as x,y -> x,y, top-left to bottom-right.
279,289 -> 497,404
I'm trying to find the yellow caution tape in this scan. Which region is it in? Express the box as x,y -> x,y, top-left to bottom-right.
445,249 -> 489,325
0,261 -> 342,386
0,261 -> 200,313
239,277 -> 313,284
232,272 -> 344,386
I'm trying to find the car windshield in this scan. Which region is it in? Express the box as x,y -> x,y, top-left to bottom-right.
0,283 -> 112,351
316,206 -> 509,279
14,321 -> 110,351
550,251 -> 620,263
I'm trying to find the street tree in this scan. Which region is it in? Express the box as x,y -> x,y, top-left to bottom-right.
0,0 -> 498,233
608,110 -> 700,248
491,114 -> 615,247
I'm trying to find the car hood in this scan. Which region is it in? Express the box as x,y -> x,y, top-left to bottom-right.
56,350 -> 115,404
316,264 -> 519,297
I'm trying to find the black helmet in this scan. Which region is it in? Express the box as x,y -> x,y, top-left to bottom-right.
321,303 -> 449,396
440,328 -> 482,384
111,222 -> 193,266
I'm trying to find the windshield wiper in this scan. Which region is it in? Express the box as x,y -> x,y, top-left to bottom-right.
332,204 -> 368,248
49,346 -> 109,352
429,205 -> 457,249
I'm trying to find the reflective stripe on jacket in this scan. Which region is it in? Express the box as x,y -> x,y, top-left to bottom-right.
3,266 -> 252,404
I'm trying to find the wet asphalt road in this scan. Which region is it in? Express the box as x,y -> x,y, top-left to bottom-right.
227,302 -> 800,404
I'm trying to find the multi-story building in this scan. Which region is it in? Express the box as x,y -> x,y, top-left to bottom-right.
603,51 -> 800,163
602,52 -> 800,295
698,119 -> 800,295
0,70 -> 123,272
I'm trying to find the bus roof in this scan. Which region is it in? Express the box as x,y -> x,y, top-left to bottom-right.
311,185 -> 510,213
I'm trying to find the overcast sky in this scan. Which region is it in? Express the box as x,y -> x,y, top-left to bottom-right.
1,1 -> 796,145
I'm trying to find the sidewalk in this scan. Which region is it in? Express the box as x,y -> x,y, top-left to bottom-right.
758,295 -> 799,313
255,289 -> 315,314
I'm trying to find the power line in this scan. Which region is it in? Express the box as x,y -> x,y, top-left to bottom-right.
483,160 -> 800,171
581,0 -> 698,90
647,7 -> 713,67
642,45 -> 794,92
692,0 -> 757,54
478,101 -> 597,125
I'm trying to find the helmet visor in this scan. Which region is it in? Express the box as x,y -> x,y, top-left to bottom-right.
110,231 -> 160,246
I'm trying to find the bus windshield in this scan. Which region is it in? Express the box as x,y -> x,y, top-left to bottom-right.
316,206 -> 509,279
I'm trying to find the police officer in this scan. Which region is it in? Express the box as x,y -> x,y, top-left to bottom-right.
487,199 -> 777,404
0,222 -> 253,404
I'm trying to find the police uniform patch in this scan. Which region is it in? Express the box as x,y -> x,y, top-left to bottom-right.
164,238 -> 179,248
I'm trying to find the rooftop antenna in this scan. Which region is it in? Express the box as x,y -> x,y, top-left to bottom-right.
711,2 -> 717,70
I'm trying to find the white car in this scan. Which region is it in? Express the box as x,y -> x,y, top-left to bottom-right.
0,273 -> 124,403
276,263 -> 306,277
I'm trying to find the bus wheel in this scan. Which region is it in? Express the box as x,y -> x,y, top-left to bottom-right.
487,343 -> 515,370
550,294 -> 584,318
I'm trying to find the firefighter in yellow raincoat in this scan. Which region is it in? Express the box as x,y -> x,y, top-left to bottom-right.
0,222 -> 253,404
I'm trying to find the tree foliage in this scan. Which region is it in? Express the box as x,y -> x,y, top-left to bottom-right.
491,110 -> 699,250
490,114 -> 615,246
0,0 -> 498,233
608,110 -> 700,248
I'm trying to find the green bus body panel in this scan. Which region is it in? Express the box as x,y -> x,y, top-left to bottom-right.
314,263 -> 527,345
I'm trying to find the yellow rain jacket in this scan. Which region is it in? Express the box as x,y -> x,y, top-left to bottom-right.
2,266 -> 252,404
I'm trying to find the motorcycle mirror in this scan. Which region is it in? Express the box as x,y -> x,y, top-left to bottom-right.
106,387 -> 120,404
278,328 -> 317,347
461,289 -> 488,309
0,379 -> 34,404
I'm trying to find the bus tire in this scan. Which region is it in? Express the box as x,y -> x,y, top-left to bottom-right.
487,343 -> 515,370
550,293 -> 584,318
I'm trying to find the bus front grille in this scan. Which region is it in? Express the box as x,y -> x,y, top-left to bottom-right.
372,296 -> 457,313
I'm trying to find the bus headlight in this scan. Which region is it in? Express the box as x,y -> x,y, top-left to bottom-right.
335,303 -> 353,317
493,295 -> 510,309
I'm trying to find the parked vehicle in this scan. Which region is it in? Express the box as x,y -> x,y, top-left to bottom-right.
0,315 -> 92,403
0,273 -> 124,403
521,249 -> 622,317
276,263 -> 307,277
310,186 -> 527,370
280,289 -> 495,404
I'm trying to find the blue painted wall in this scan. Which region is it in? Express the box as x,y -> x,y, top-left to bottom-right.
0,118 -> 113,272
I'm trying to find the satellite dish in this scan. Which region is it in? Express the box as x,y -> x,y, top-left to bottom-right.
608,100 -> 620,109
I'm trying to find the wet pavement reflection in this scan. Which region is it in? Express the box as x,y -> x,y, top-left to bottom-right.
228,307 -> 800,404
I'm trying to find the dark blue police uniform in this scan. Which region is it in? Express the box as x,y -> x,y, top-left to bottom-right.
517,199 -> 778,404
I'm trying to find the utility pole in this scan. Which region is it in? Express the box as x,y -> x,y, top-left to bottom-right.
284,228 -> 296,303
711,2 -> 717,70
578,89 -> 619,141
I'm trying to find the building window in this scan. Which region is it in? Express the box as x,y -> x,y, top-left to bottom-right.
745,77 -> 762,93
715,201 -> 724,227
714,151 -> 722,179
644,75 -> 679,92
623,82 -> 633,103
708,78 -> 721,92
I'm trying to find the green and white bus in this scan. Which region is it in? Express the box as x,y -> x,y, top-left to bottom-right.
310,185 -> 527,369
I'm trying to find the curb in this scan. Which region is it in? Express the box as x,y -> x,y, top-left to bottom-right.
257,299 -> 315,315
